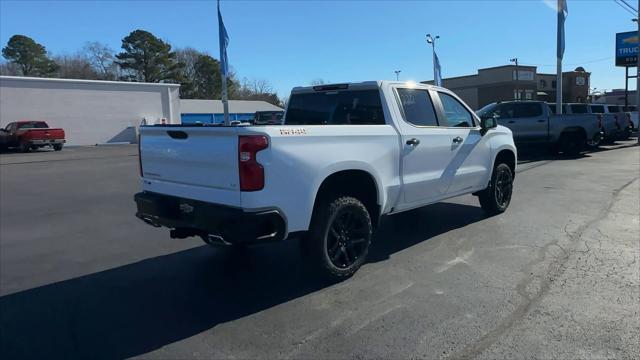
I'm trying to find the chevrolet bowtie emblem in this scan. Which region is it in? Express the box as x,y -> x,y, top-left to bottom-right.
179,203 -> 194,213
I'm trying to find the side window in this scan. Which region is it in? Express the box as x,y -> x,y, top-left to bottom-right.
396,88 -> 438,126
438,92 -> 474,127
514,103 -> 543,118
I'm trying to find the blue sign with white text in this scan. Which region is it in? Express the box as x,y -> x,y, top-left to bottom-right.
616,31 -> 638,67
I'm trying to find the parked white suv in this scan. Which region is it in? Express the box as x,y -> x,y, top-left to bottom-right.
135,81 -> 517,279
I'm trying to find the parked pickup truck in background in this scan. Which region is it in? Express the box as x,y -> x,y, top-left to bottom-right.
476,101 -> 602,154
594,104 -> 634,140
0,121 -> 65,152
253,110 -> 284,125
134,81 -> 517,279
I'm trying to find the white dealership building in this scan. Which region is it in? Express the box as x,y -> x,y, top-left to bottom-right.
0,76 -> 181,146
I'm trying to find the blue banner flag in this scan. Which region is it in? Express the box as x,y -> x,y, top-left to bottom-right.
557,0 -> 568,60
218,0 -> 229,77
434,52 -> 442,87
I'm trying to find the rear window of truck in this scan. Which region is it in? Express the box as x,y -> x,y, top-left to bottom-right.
17,122 -> 48,129
285,90 -> 386,125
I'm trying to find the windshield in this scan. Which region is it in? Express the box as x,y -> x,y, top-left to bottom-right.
285,90 -> 386,125
570,104 -> 589,114
476,103 -> 498,119
17,121 -> 48,129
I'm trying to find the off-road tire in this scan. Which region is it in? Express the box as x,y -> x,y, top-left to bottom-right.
478,163 -> 513,215
302,196 -> 372,280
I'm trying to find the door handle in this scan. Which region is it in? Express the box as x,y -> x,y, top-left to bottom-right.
537,119 -> 546,123
507,120 -> 516,124
406,138 -> 420,146
452,136 -> 464,144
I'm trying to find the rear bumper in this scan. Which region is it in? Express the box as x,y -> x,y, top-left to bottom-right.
28,139 -> 65,145
134,191 -> 287,244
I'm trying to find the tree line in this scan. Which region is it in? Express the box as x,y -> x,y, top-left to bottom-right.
0,30 -> 281,106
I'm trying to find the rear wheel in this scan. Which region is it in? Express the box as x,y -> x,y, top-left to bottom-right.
53,144 -> 63,151
18,141 -> 30,153
558,132 -> 584,156
478,163 -> 513,215
301,196 -> 372,280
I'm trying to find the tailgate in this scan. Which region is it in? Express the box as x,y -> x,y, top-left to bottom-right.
25,128 -> 64,140
140,126 -> 241,206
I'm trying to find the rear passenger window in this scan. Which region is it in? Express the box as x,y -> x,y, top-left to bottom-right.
514,103 -> 543,118
590,105 -> 605,114
607,106 -> 621,113
396,88 -> 438,126
438,92 -> 474,127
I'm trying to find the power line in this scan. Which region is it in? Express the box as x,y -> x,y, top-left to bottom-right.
619,0 -> 638,14
613,0 -> 638,16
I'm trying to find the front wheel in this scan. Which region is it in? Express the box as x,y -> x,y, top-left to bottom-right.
478,163 -> 514,215
302,196 -> 373,280
53,144 -> 63,151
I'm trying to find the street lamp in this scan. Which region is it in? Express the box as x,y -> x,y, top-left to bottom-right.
395,70 -> 401,81
510,58 -> 519,100
426,34 -> 440,85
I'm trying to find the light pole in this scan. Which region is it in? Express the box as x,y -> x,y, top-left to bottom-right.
426,34 -> 439,85
510,58 -> 519,100
395,70 -> 401,81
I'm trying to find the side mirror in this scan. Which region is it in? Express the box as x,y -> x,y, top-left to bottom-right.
481,115 -> 498,133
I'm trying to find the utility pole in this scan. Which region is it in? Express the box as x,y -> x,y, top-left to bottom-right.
426,34 -> 440,85
510,58 -> 519,100
395,70 -> 401,81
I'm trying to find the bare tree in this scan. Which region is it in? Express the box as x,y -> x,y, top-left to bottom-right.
83,41 -> 117,80
53,54 -> 100,79
310,78 -> 328,85
0,61 -> 20,76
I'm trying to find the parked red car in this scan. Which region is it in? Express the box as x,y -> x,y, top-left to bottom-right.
0,121 -> 66,152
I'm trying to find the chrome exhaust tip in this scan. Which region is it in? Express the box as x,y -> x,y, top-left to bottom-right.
202,234 -> 232,246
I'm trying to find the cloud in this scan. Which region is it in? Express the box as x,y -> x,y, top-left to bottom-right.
542,0 -> 557,11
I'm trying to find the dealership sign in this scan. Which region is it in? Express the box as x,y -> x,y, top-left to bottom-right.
616,31 -> 638,67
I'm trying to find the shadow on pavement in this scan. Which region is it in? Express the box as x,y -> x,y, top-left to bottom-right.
0,202 -> 485,360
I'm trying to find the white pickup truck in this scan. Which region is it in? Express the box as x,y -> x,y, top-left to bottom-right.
135,81 -> 517,279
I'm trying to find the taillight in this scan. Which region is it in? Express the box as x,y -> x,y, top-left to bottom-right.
238,135 -> 268,191
138,134 -> 143,177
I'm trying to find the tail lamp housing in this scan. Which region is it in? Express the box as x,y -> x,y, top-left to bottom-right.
238,135 -> 268,191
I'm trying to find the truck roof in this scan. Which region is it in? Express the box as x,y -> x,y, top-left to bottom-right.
291,80 -> 443,94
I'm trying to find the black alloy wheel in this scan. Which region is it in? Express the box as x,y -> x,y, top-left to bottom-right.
494,166 -> 513,209
325,206 -> 370,269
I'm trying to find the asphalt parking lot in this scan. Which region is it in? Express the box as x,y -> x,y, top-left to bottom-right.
0,141 -> 638,359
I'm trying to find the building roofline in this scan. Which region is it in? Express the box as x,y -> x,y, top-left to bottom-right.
538,71 -> 591,76
0,75 -> 181,87
478,64 -> 536,71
